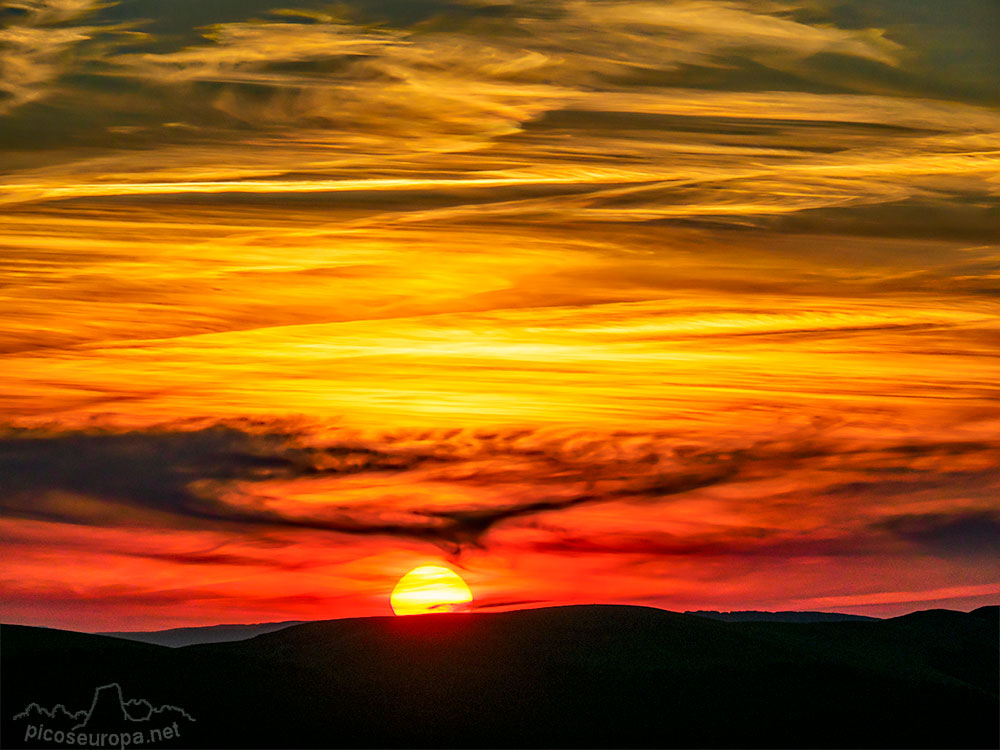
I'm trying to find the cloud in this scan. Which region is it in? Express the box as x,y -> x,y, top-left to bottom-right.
0,424 -> 449,538
0,4 -> 97,114
535,0 -> 901,72
2,421 -> 998,557
874,510 -> 1000,556
417,463 -> 739,548
0,422 -> 741,550
790,582 -> 1000,610
103,10 -> 565,142
469,597 -> 547,611
2,0 -> 996,248
129,549 -> 316,570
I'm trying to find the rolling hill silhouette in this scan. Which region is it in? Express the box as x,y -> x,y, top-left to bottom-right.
99,620 -> 306,647
3,605 -> 997,748
685,610 -> 878,623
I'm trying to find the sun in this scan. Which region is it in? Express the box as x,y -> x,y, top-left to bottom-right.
390,565 -> 473,616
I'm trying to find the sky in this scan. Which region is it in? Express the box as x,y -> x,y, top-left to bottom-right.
1,0 -> 998,632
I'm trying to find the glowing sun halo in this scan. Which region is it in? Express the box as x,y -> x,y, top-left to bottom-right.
390,565 -> 473,616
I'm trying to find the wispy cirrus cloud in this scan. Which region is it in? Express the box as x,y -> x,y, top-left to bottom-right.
4,0 -> 990,214
0,1 -> 103,113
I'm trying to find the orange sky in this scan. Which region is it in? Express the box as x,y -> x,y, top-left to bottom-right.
1,0 -> 998,631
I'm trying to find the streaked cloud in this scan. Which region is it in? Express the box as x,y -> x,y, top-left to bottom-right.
0,1 -> 104,113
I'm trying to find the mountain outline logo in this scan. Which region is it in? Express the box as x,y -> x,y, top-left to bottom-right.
14,683 -> 195,747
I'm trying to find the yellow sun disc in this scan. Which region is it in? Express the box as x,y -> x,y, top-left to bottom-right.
390,565 -> 473,616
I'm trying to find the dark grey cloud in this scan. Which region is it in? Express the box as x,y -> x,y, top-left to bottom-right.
787,0 -> 1000,104
418,463 -> 740,548
764,195 -> 1000,243
2,422 -> 998,557
0,423 -> 746,551
469,598 -> 547,611
131,549 -> 316,570
0,424 -> 445,536
524,531 -> 873,558
874,510 -> 1000,556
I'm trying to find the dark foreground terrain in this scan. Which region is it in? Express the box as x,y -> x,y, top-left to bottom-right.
2,604 -> 997,748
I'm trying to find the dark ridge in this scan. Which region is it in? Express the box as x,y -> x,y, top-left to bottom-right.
99,620 -> 306,647
886,607 -> 983,625
969,605 -> 999,620
3,605 -> 997,749
685,609 -> 878,623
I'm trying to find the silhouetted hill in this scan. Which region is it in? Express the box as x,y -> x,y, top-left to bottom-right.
3,605 -> 997,749
970,605 -> 999,620
685,610 -> 878,623
887,607 -> 996,628
99,620 -> 305,647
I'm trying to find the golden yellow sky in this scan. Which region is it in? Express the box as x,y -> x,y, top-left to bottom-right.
1,0 -> 998,630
